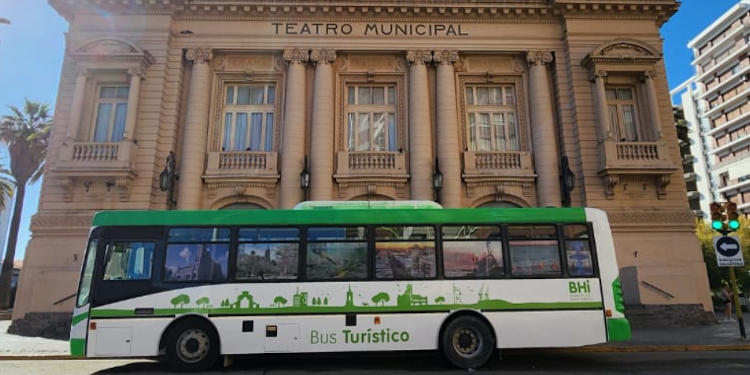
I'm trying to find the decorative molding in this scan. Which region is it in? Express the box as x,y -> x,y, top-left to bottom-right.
30,212 -> 94,231
70,37 -> 154,69
283,48 -> 309,64
657,174 -> 670,200
607,210 -> 696,226
603,175 -> 620,199
582,38 -> 661,71
309,48 -> 337,64
433,50 -> 459,65
527,51 -> 553,66
406,50 -> 432,65
186,47 -> 214,63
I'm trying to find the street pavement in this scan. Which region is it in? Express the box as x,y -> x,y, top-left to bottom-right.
1,351 -> 750,374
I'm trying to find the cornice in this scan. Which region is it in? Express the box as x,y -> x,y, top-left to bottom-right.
50,1 -> 679,26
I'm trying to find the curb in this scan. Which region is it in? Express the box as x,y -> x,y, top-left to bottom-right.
525,344 -> 750,353
1,345 -> 750,360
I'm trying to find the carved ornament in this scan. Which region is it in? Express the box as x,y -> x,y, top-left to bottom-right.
527,51 -> 553,66
406,50 -> 432,65
283,48 -> 309,64
433,50 -> 459,65
309,49 -> 337,64
186,47 -> 213,63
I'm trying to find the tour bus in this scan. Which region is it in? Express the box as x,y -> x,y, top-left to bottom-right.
70,201 -> 629,370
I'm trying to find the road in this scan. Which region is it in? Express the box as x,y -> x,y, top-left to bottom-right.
1,350 -> 750,374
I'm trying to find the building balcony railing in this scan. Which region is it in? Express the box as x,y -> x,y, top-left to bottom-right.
599,140 -> 675,174
204,151 -> 278,179
462,150 -> 535,177
55,141 -> 136,178
335,151 -> 407,177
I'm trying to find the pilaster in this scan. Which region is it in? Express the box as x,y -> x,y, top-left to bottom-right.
309,48 -> 337,201
406,49 -> 433,201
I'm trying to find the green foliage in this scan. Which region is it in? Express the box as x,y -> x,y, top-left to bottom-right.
273,296 -> 288,307
434,296 -> 446,304
371,292 -> 390,306
196,296 -> 209,308
695,218 -> 750,291
170,294 -> 190,309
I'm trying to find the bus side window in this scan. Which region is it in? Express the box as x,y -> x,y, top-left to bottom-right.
306,227 -> 368,281
236,227 -> 299,280
563,225 -> 595,277
375,226 -> 436,280
103,241 -> 155,280
164,227 -> 230,282
507,225 -> 561,277
442,225 -> 503,278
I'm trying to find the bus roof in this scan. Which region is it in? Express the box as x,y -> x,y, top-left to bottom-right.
91,207 -> 587,227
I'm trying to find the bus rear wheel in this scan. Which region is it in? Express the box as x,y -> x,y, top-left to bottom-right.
165,318 -> 219,372
441,315 -> 495,369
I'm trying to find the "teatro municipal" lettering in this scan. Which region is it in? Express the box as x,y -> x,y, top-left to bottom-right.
271,22 -> 469,36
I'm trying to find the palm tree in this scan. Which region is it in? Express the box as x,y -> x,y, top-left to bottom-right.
0,99 -> 50,309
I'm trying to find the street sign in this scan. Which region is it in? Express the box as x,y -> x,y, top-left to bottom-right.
714,236 -> 744,267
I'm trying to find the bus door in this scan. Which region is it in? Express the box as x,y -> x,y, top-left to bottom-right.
70,229 -> 103,357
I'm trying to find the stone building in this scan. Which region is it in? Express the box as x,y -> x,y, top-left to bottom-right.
11,0 -> 711,334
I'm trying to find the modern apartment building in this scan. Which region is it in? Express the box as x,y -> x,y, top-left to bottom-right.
10,0 -> 712,335
672,0 -> 750,218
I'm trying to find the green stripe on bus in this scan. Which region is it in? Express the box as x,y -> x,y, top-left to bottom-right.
90,301 -> 602,318
606,317 -> 631,341
91,208 -> 587,227
71,312 -> 89,326
70,338 -> 86,357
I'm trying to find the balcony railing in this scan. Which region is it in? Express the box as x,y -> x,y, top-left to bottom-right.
462,150 -> 534,177
204,151 -> 278,178
55,141 -> 136,177
336,151 -> 406,176
600,139 -> 674,172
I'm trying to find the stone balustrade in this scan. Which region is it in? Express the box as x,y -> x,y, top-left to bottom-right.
336,151 -> 406,176
205,151 -> 278,177
462,150 -> 533,176
55,141 -> 136,177
71,142 -> 120,161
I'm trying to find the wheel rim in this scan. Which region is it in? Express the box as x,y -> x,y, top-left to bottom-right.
176,328 -> 210,364
452,327 -> 483,358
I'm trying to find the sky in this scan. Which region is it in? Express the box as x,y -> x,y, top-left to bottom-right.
0,0 -> 743,261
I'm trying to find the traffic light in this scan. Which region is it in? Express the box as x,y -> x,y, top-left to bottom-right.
727,202 -> 740,231
710,202 -> 725,231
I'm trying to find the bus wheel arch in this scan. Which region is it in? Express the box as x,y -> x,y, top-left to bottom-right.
438,310 -> 497,369
159,315 -> 221,371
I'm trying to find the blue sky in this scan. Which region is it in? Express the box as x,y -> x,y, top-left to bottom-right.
0,0 -> 742,260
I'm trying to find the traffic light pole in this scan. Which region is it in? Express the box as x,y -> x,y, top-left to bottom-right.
729,266 -> 746,339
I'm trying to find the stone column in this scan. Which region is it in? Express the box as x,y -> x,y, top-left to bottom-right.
177,47 -> 213,210
123,67 -> 143,141
592,70 -> 612,141
67,67 -> 89,140
407,50 -> 433,201
434,50 -> 462,207
309,49 -> 336,201
279,48 -> 309,208
527,51 -> 561,207
642,71 -> 663,140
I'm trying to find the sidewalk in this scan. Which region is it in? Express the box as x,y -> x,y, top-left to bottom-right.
0,321 -> 68,357
0,319 -> 748,359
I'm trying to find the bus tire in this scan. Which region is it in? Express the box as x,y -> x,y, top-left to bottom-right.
441,315 -> 495,369
165,318 -> 219,372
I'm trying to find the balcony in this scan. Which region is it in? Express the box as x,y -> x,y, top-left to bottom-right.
461,151 -> 536,198
53,141 -> 138,201
598,140 -> 677,199
334,151 -> 408,199
203,151 -> 279,183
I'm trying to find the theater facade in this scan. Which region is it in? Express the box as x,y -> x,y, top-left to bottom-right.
11,0 -> 711,334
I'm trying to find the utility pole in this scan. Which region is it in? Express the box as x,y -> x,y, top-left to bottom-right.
710,202 -> 746,339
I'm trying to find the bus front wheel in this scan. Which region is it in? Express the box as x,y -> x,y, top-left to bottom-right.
165,318 -> 219,371
441,315 -> 495,369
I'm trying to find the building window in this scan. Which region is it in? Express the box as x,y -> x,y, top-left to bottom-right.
606,87 -> 640,142
465,85 -> 519,151
93,85 -> 129,142
345,84 -> 398,152
222,84 -> 276,152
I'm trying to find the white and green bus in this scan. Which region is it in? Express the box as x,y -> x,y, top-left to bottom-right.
70,202 -> 629,370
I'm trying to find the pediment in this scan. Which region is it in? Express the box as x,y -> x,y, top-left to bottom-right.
582,39 -> 661,69
71,37 -> 154,66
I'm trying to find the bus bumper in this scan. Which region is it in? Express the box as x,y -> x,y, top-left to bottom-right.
606,317 -> 631,341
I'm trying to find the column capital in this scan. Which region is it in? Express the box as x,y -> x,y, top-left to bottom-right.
127,66 -> 146,78
588,69 -> 608,82
75,66 -> 91,77
185,47 -> 213,63
527,51 -> 553,66
283,48 -> 309,64
309,49 -> 337,64
433,50 -> 459,65
406,50 -> 432,65
638,70 -> 656,82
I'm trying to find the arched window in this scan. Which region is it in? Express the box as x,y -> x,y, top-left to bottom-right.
219,202 -> 265,210
478,201 -> 521,208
